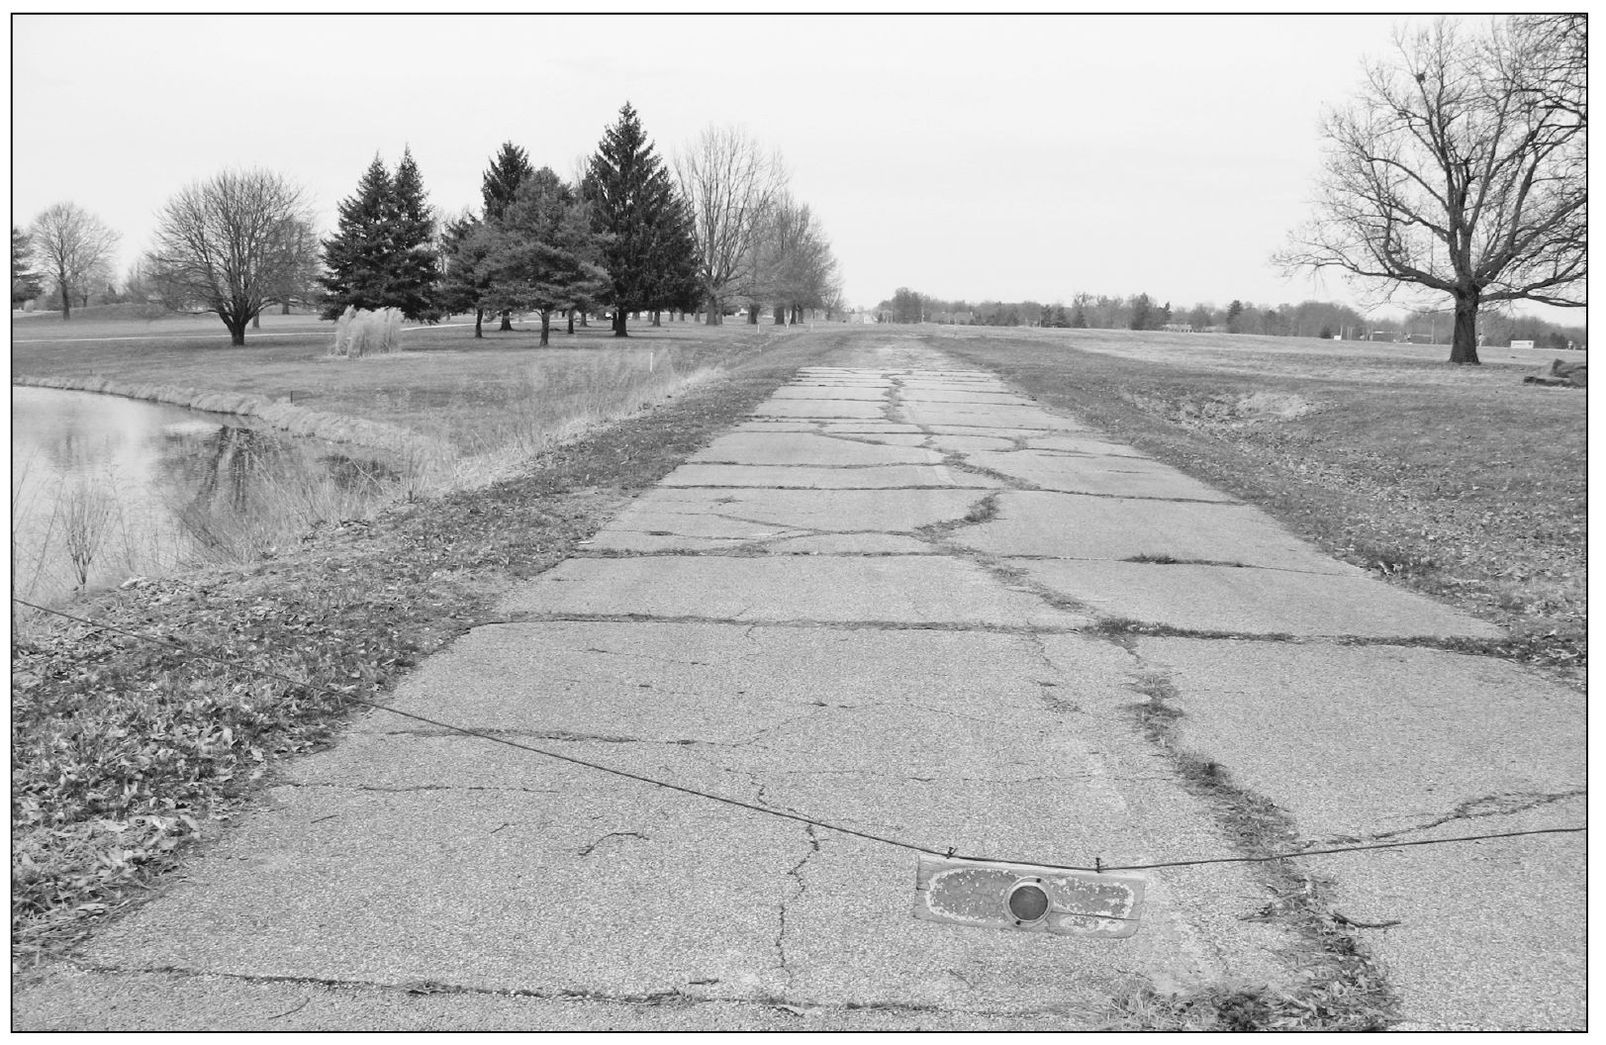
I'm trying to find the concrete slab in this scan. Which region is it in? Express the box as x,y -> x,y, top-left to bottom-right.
752,400 -> 888,420
689,432 -> 945,467
770,386 -> 889,401
1025,435 -> 1148,458
346,621 -> 1067,745
1319,819 -> 1585,1031
1137,639 -> 1584,836
1014,560 -> 1504,638
1135,638 -> 1585,1029
964,450 -> 1237,501
660,463 -> 987,489
899,404 -> 1067,430
815,422 -> 941,436
956,491 -> 1362,573
589,487 -> 985,549
498,555 -> 1089,628
763,533 -> 937,554
925,425 -> 1086,439
899,392 -> 1039,406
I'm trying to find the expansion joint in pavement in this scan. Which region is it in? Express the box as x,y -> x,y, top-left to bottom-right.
476,613 -> 1085,637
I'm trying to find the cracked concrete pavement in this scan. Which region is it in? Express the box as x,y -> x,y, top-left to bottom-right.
15,334 -> 1584,1031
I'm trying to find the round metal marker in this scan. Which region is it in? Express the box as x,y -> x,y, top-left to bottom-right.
1007,880 -> 1051,923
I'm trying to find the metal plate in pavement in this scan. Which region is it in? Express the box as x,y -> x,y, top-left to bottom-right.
914,855 -> 1145,938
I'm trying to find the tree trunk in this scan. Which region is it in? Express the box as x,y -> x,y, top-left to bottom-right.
225,316 -> 247,346
613,309 -> 628,337
773,306 -> 785,325
281,301 -> 291,315
474,308 -> 484,339
500,310 -> 513,332
539,310 -> 551,347
1449,292 -> 1482,365
580,311 -> 589,327
704,298 -> 721,325
252,313 -> 261,329
747,307 -> 759,325
651,310 -> 661,327
59,270 -> 71,320
567,309 -> 575,335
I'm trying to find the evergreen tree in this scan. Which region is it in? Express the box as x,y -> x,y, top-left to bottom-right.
11,226 -> 43,305
643,193 -> 702,319
493,169 -> 609,346
587,102 -> 696,336
319,150 -> 441,321
1129,293 -> 1154,330
438,213 -> 498,337
1226,298 -> 1245,333
481,141 -> 534,222
319,155 -> 394,318
390,147 -> 442,321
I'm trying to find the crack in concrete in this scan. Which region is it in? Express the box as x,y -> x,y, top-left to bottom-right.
775,825 -> 821,988
56,958 -> 722,1009
368,725 -> 747,749
1320,789 -> 1587,846
273,780 -> 562,796
575,830 -> 650,857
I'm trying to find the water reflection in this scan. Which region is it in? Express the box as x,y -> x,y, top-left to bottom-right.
12,387 -> 398,605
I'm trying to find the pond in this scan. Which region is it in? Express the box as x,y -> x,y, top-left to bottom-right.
12,387 -> 400,607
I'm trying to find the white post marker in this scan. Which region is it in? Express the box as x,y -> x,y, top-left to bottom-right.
914,855 -> 1145,938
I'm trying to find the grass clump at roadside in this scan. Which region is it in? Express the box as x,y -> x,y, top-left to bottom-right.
939,327 -> 1586,681
10,328 -> 839,967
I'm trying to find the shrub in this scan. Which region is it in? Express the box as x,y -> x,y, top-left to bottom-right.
331,306 -> 403,357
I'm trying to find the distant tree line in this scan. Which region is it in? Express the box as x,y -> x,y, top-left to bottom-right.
874,287 -> 1586,349
15,101 -> 843,346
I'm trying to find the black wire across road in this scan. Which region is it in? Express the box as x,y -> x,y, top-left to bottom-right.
14,598 -> 1585,874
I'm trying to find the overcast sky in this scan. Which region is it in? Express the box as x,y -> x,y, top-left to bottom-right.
12,12 -> 1538,317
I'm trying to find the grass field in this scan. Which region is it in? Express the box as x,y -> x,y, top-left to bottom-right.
936,326 -> 1587,677
13,311 -> 784,471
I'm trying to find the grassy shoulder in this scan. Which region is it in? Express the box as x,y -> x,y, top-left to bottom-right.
937,327 -> 1586,681
10,327 -> 840,964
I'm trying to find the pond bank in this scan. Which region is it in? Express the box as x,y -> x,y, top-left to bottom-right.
12,373 -> 435,459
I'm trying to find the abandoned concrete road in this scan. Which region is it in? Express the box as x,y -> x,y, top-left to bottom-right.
14,336 -> 1584,1031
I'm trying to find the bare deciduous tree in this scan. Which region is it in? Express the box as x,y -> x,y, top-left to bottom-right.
675,126 -> 786,324
1277,18 -> 1585,364
28,202 -> 120,320
147,169 -> 315,346
756,193 -> 840,323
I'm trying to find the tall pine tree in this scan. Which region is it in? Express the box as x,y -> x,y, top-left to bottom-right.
587,102 -> 697,337
320,150 -> 440,321
390,147 -> 441,321
319,155 -> 392,318
481,142 -> 534,222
